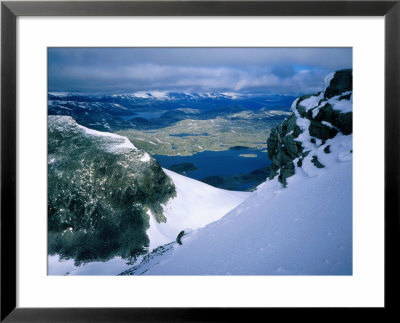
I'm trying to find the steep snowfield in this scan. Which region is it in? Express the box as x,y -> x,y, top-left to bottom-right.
147,169 -> 250,251
134,134 -> 352,275
48,168 -> 250,275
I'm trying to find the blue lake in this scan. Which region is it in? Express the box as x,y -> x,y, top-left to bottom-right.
119,111 -> 166,120
153,148 -> 270,180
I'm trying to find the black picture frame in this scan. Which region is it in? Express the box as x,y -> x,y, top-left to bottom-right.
1,0 -> 399,321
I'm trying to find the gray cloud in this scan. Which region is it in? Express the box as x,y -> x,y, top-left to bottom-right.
48,48 -> 352,95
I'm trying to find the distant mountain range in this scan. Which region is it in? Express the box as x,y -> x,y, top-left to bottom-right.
48,92 -> 296,132
49,91 -> 296,105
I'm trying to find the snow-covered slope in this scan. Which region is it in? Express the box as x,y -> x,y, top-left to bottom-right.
121,69 -> 353,276
147,169 -> 250,251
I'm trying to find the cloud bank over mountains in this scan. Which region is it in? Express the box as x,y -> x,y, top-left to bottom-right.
48,48 -> 352,95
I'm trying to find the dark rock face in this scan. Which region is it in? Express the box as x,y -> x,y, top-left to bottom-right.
267,115 -> 304,186
229,145 -> 250,150
167,162 -> 198,174
201,166 -> 270,191
313,103 -> 352,136
337,112 -> 353,135
48,116 -> 176,265
309,119 -> 338,140
324,69 -> 352,99
266,69 -> 353,186
311,156 -> 325,168
295,94 -> 315,118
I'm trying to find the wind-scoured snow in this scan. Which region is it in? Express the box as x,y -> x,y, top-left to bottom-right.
310,92 -> 353,118
329,92 -> 353,113
77,123 -> 137,151
139,153 -> 151,162
291,98 -> 300,117
300,92 -> 324,111
324,71 -> 336,87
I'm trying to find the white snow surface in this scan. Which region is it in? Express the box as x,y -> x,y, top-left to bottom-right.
146,169 -> 251,251
324,71 -> 336,87
139,134 -> 352,275
77,124 -> 137,151
310,92 -> 352,118
220,92 -> 241,99
48,255 -> 133,276
140,153 -> 151,162
300,92 -> 324,111
292,89 -> 352,120
329,92 -> 353,113
132,91 -> 169,99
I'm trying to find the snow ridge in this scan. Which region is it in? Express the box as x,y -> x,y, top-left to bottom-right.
77,123 -> 137,151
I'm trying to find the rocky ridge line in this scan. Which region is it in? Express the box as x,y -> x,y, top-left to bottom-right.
267,69 -> 353,185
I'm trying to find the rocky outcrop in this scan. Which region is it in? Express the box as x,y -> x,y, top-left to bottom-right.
324,69 -> 352,99
267,69 -> 353,186
48,116 -> 176,265
267,114 -> 304,183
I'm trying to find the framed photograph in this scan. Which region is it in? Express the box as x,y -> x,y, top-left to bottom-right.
1,0 -> 399,321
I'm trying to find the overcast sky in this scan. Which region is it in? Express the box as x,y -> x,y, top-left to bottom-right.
48,48 -> 352,95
